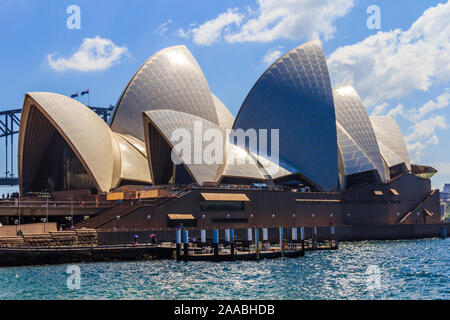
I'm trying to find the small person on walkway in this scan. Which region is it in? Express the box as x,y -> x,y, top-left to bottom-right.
150,234 -> 157,244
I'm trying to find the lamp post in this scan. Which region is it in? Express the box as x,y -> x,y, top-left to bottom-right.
18,194 -> 21,229
116,215 -> 120,232
70,195 -> 74,229
46,198 -> 49,233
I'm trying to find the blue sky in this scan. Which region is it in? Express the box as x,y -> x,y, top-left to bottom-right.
0,0 -> 449,194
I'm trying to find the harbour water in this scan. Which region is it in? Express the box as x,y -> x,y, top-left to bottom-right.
0,238 -> 448,300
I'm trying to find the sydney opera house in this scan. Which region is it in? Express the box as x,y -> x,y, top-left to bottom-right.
13,40 -> 441,239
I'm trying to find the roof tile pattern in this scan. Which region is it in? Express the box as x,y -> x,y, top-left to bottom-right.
111,45 -> 219,140
233,40 -> 338,191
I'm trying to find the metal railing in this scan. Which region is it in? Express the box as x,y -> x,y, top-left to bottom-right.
0,199 -> 112,209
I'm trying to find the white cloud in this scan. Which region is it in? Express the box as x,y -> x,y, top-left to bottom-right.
262,46 -> 284,66
328,1 -> 450,107
405,115 -> 447,161
179,0 -> 354,45
371,102 -> 389,116
408,92 -> 450,122
386,104 -> 405,118
155,19 -> 173,36
47,36 -> 129,72
407,134 -> 440,162
374,91 -> 450,161
405,115 -> 447,142
177,9 -> 244,45
379,91 -> 450,121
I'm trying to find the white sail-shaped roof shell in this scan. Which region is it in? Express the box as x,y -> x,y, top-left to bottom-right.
143,109 -> 223,185
370,116 -> 411,170
233,40 -> 338,191
212,94 -> 235,130
336,122 -> 377,176
110,45 -> 219,141
334,86 -> 388,182
114,133 -> 152,185
19,92 -> 121,193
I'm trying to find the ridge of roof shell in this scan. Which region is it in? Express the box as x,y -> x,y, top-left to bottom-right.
212,93 -> 235,129
333,85 -> 388,182
110,45 -> 219,141
114,133 -> 153,185
336,121 -> 377,176
142,108 -> 290,184
110,45 -> 186,125
233,40 -> 339,191
370,116 -> 411,170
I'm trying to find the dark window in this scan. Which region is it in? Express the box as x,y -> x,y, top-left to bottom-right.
167,219 -> 197,228
212,218 -> 248,224
200,201 -> 244,211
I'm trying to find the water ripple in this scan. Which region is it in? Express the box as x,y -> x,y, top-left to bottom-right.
0,238 -> 448,300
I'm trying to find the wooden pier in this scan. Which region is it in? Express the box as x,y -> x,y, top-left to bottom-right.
0,226 -> 338,267
172,239 -> 337,262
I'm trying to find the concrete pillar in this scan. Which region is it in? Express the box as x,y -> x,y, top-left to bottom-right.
292,227 -> 298,241
225,229 -> 230,243
263,228 -> 268,241
201,230 -> 206,244
247,228 -> 253,242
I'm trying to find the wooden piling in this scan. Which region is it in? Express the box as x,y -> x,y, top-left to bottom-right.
183,230 -> 189,260
176,229 -> 181,261
331,226 -> 339,249
279,227 -> 284,258
300,226 -> 305,255
230,229 -> 235,260
313,226 -> 318,249
441,226 -> 447,239
213,229 -> 219,259
255,228 -> 260,260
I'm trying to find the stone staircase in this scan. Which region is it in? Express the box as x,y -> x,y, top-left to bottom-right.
74,204 -> 143,230
398,189 -> 438,223
0,229 -> 98,248
75,187 -> 192,230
